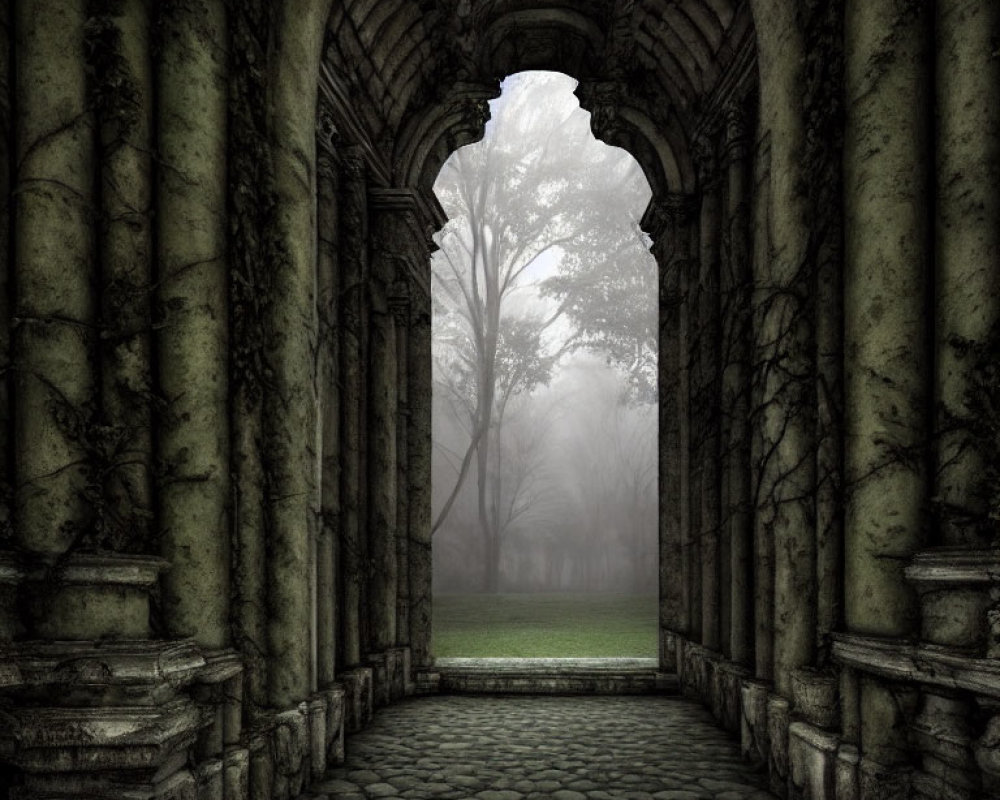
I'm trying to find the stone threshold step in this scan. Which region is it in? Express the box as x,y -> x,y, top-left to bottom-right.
434,658 -> 679,695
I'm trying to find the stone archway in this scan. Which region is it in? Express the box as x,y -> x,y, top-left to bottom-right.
0,2 -> 998,800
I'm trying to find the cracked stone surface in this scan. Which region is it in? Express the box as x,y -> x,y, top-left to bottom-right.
311,695 -> 777,800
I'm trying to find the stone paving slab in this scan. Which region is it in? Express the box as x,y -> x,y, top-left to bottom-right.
311,695 -> 777,800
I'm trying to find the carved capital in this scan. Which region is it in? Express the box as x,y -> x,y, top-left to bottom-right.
577,81 -> 624,143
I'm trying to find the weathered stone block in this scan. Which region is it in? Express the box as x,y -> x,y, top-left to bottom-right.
307,696 -> 327,781
248,736 -> 273,800
858,758 -> 911,800
910,770 -> 974,800
659,629 -> 678,672
224,747 -> 249,800
912,691 -> 978,790
974,713 -> 1000,796
413,670 -> 440,695
366,652 -> 390,708
788,720 -> 838,800
272,704 -> 308,797
791,668 -> 839,731
24,554 -> 169,641
337,668 -> 373,733
835,745 -> 860,800
741,678 -> 770,766
768,694 -> 790,799
386,647 -> 407,702
195,757 -> 223,800
322,686 -> 346,765
717,662 -> 749,734
905,548 -> 1000,652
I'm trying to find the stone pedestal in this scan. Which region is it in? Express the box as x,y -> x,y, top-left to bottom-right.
788,721 -> 839,800
0,639 -> 232,800
23,553 -> 167,640
906,548 -> 999,652
337,667 -> 373,733
767,694 -> 790,798
835,745 -> 860,800
740,678 -> 770,766
791,667 -> 839,731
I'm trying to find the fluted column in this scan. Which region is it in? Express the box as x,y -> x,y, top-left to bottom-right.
845,0 -> 931,776
339,148 -> 367,668
155,0 -> 230,648
934,0 -> 1000,548
722,106 -> 753,666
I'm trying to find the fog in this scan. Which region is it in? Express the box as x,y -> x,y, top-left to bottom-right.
430,72 -> 658,594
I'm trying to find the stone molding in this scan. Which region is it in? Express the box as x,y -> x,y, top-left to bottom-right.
27,552 -> 169,587
832,633 -> 1000,698
905,547 -> 1000,587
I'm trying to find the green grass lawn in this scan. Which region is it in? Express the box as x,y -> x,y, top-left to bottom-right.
432,593 -> 657,657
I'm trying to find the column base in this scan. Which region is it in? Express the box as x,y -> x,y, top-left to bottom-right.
788,720 -> 839,800
336,667 -> 373,733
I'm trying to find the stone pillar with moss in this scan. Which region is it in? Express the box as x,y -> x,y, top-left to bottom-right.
367,194 -> 401,663
13,0 -> 96,573
933,0 -> 1000,549
695,136 -> 723,654
155,0 -> 230,650
339,148 -> 367,669
722,105 -> 753,667
316,121 -> 341,690
844,0 -> 931,791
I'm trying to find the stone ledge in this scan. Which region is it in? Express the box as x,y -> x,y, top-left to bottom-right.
8,639 -> 207,690
5,698 -> 201,772
905,547 -> 1000,587
435,657 -> 669,695
832,633 -> 1000,698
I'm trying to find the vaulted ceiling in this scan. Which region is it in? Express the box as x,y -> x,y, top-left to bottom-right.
321,1 -> 755,195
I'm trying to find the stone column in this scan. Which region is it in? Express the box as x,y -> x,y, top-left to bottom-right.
392,286 -> 411,647
13,1 -> 96,564
934,0 -> 1000,548
696,136 -> 723,653
646,195 -> 693,667
264,10 -> 327,708
316,126 -> 340,689
0,0 -> 9,552
339,149 -> 367,668
155,0 -> 230,648
408,266 -> 434,669
751,134 -> 773,682
845,0 -> 931,780
753,8 -> 817,697
93,0 -> 154,554
723,106 -> 753,666
683,252 -> 701,644
367,199 -> 400,656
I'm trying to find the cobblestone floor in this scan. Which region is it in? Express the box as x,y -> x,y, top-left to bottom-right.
312,695 -> 777,800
